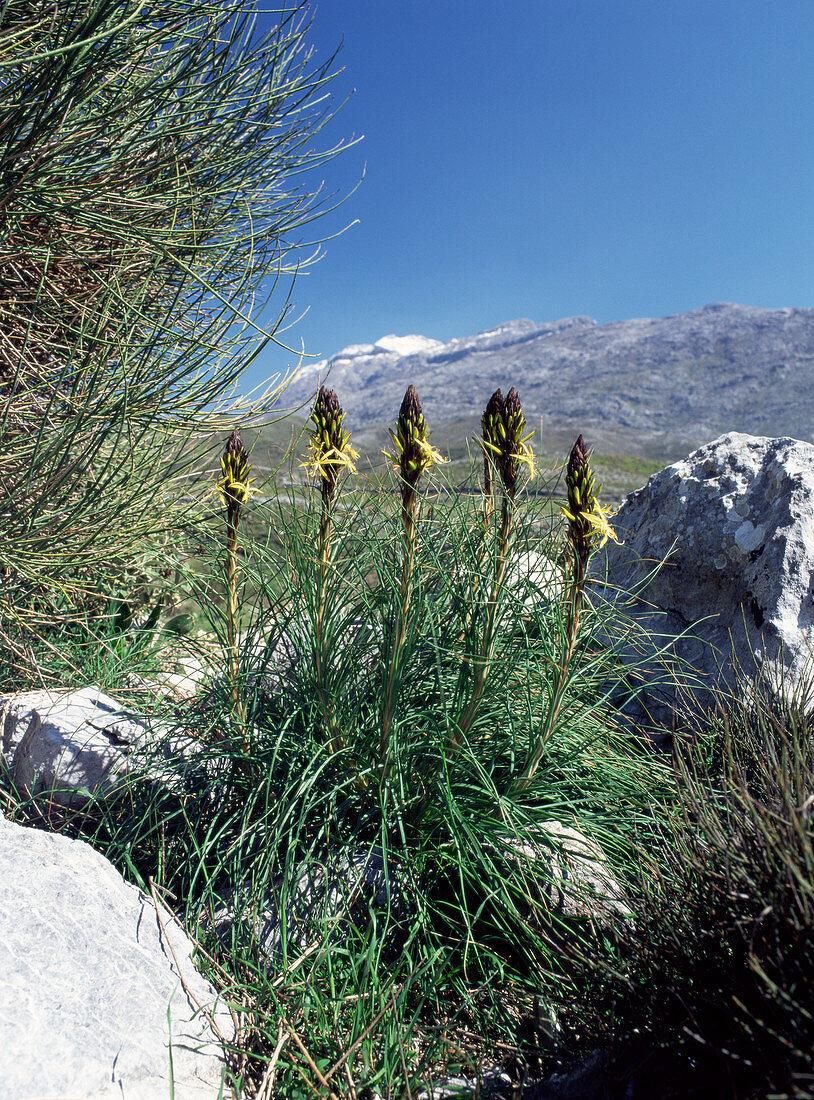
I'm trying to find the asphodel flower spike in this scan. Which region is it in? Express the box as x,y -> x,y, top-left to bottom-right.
384,384 -> 444,503
481,388 -> 504,505
378,385 -> 444,773
217,426 -> 253,742
217,427 -> 253,509
481,386 -> 535,499
302,386 -> 358,769
301,385 -> 358,505
561,434 -> 620,566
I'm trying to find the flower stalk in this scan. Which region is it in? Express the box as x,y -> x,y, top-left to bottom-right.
379,385 -> 442,766
303,385 -> 358,757
452,388 -> 535,751
515,434 -> 619,790
217,426 -> 253,734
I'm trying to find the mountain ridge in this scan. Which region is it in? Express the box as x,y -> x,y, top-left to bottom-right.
280,303 -> 814,459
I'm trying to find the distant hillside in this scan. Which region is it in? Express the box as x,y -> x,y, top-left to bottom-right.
278,303 -> 814,461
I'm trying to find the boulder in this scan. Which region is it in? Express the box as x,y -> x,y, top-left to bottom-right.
594,432 -> 814,723
0,685 -> 202,814
128,650 -> 212,699
503,550 -> 565,611
0,813 -> 234,1099
1,685 -> 147,809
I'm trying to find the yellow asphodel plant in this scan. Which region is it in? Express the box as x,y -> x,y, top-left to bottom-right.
379,385 -> 445,771
301,386 -> 358,759
516,434 -> 620,791
217,427 -> 254,736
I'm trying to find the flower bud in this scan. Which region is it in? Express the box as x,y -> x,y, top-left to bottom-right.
385,385 -> 444,504
481,386 -> 535,499
302,385 -> 358,502
562,434 -> 619,561
218,427 -> 252,509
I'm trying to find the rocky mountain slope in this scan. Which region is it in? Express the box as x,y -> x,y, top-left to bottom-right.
281,303 -> 814,459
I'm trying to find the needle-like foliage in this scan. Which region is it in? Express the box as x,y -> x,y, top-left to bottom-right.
0,0 -> 352,662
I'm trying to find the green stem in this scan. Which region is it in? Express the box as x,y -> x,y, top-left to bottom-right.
225,501 -> 247,743
514,551 -> 586,792
379,486 -> 417,769
311,486 -> 368,794
314,493 -> 342,752
451,490 -> 514,752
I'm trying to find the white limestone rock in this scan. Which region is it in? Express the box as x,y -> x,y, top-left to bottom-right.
1,685 -> 147,808
505,550 -> 565,609
0,813 -> 234,1099
0,685 -> 203,813
495,820 -> 631,930
595,432 -> 814,719
128,651 -> 213,699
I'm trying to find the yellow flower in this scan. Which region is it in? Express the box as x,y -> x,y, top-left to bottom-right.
382,435 -> 445,473
383,386 -> 446,486
516,438 -> 536,478
300,440 -> 359,481
216,429 -> 254,507
216,469 -> 255,506
480,387 -> 535,496
301,386 -> 358,501
582,503 -> 620,548
560,499 -> 620,549
480,435 -> 535,477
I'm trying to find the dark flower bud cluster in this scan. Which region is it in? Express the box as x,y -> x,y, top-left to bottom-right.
561,433 -> 618,564
306,384 -> 357,503
218,427 -> 252,509
481,386 -> 534,500
481,387 -> 504,499
387,384 -> 442,502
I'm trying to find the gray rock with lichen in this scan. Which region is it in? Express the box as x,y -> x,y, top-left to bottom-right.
595,432 -> 814,720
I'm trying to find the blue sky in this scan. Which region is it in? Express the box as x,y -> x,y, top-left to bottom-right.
253,1 -> 814,389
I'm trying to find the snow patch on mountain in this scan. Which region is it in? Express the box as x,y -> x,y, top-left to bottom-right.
373,334 -> 443,357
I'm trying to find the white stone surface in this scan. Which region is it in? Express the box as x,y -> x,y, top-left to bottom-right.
505,550 -> 564,609
0,813 -> 234,1099
1,686 -> 146,808
497,820 -> 631,929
